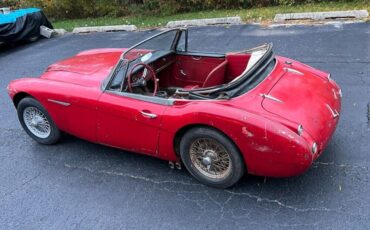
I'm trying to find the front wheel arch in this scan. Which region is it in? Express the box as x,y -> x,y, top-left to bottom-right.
13,92 -> 33,108
17,97 -> 61,145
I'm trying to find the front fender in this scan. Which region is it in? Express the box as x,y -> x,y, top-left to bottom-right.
7,78 -> 102,142
8,78 -> 75,130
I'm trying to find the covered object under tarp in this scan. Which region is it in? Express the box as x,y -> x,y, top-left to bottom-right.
0,8 -> 53,43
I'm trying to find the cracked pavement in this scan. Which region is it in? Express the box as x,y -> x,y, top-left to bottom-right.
0,22 -> 370,229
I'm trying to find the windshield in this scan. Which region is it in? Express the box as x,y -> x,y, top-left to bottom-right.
121,30 -> 178,62
108,29 -> 179,90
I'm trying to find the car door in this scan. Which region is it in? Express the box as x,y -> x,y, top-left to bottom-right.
96,91 -> 167,156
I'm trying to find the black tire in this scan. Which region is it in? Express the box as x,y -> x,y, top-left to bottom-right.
17,97 -> 61,145
180,127 -> 245,188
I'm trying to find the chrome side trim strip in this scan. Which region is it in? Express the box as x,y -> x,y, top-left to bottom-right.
284,67 -> 304,76
260,94 -> 283,103
332,88 -> 338,100
338,89 -> 343,98
326,104 -> 339,118
48,99 -> 71,106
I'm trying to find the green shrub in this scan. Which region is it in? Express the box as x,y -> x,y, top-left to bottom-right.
0,0 -> 22,8
0,0 -> 353,19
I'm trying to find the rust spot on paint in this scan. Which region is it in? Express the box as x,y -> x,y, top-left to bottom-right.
278,129 -> 296,140
242,127 -> 254,137
263,123 -> 268,140
255,145 -> 271,152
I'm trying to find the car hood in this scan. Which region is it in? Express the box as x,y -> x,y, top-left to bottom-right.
261,58 -> 341,145
41,48 -> 125,87
47,48 -> 126,74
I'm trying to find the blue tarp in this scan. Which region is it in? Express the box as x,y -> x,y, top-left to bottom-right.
0,8 -> 41,25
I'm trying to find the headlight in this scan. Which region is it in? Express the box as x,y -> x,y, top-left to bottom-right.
312,142 -> 318,154
297,124 -> 303,136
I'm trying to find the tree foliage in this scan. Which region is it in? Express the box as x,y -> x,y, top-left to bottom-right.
0,0 -> 347,19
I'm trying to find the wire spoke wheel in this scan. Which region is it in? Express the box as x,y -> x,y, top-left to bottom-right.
189,138 -> 232,179
23,106 -> 51,139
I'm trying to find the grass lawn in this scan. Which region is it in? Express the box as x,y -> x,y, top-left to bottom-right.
53,1 -> 370,31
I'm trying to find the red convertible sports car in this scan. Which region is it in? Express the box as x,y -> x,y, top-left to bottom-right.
7,29 -> 341,188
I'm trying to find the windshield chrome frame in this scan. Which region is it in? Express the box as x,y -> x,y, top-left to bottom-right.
103,28 -> 185,92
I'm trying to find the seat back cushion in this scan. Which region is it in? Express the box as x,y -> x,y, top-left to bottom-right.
171,55 -> 224,87
225,53 -> 251,82
202,60 -> 228,88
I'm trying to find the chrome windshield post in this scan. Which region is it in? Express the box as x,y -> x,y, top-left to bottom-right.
119,59 -> 129,92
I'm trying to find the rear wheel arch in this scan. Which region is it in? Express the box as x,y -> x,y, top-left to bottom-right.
174,124 -> 203,157
177,125 -> 247,188
173,124 -> 247,168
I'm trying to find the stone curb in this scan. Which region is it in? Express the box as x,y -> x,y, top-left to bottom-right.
274,10 -> 369,23
53,29 -> 67,36
166,17 -> 242,28
53,10 -> 368,36
72,25 -> 137,33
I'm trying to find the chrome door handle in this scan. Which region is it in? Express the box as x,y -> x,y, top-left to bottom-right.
140,111 -> 157,119
180,69 -> 187,76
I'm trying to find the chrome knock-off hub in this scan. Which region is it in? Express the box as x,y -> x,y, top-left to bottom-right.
202,150 -> 217,166
202,156 -> 212,166
23,107 -> 51,139
189,138 -> 232,179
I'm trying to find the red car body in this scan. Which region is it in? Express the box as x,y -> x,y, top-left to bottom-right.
7,30 -> 341,179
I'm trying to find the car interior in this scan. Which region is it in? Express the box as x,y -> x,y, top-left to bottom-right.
154,52 -> 250,88
118,51 -> 253,99
108,29 -> 269,100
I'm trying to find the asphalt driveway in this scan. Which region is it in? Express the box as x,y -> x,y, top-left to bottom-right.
0,22 -> 369,229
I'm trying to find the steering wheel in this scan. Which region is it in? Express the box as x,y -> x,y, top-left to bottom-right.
127,63 -> 158,96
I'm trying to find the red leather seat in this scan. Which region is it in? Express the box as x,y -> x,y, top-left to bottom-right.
225,53 -> 250,82
202,60 -> 228,88
183,60 -> 228,90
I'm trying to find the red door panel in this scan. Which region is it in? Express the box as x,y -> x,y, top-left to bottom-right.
97,92 -> 166,155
